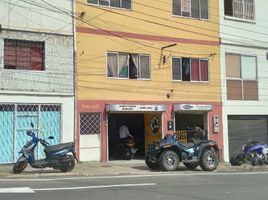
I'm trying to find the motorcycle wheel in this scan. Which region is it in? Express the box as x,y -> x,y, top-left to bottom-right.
199,149 -> 219,171
122,148 -> 132,160
230,153 -> 244,166
13,160 -> 28,174
145,155 -> 159,170
159,150 -> 179,171
59,155 -> 75,172
252,158 -> 264,166
183,162 -> 199,170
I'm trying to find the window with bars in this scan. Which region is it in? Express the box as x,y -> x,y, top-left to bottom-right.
172,0 -> 209,20
80,113 -> 101,135
224,0 -> 254,20
87,0 -> 131,9
172,57 -> 209,82
225,54 -> 258,100
107,52 -> 150,79
4,39 -> 45,71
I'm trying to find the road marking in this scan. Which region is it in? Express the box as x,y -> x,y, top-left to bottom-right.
33,183 -> 156,191
0,187 -> 34,193
1,171 -> 268,182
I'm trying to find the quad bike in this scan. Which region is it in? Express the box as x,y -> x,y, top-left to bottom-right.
145,135 -> 219,171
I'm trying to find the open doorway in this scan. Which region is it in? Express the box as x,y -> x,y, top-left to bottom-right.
108,113 -> 145,160
175,113 -> 207,140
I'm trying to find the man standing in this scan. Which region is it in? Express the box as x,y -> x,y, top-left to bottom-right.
119,124 -> 133,139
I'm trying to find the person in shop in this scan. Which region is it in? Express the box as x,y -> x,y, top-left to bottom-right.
193,125 -> 206,140
119,124 -> 134,141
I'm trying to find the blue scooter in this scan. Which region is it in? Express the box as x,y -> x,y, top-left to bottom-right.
13,123 -> 77,174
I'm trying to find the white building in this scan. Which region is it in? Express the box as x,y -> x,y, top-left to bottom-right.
220,0 -> 268,161
0,0 -> 75,163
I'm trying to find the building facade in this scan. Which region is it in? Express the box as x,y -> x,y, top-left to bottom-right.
220,0 -> 268,161
76,0 -> 223,162
0,0 -> 75,163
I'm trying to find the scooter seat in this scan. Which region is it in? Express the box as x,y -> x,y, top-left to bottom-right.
44,142 -> 74,154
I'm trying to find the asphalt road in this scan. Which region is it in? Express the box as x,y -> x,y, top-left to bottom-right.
0,172 -> 268,200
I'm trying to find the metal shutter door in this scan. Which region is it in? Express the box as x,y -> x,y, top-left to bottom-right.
228,116 -> 267,158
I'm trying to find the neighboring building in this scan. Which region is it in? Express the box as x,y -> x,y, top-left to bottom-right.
0,0 -> 75,163
220,0 -> 268,161
76,0 -> 223,162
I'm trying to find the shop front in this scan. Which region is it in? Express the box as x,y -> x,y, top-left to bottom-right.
77,101 -> 223,162
106,104 -> 166,160
173,103 -> 223,159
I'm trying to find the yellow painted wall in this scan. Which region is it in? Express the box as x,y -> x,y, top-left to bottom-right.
76,0 -> 221,102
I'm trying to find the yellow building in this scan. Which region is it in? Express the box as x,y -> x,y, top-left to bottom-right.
75,0 -> 222,162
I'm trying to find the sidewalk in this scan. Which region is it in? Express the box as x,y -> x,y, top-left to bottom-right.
1,160 -> 268,178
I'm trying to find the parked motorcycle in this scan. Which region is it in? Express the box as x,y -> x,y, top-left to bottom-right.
13,123 -> 77,174
230,140 -> 268,166
118,137 -> 137,160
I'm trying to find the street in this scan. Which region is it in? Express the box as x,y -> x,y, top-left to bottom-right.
0,172 -> 267,200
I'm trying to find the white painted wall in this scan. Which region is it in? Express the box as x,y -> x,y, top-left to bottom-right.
219,0 -> 268,161
0,0 -> 73,35
0,30 -> 74,94
0,94 -> 74,142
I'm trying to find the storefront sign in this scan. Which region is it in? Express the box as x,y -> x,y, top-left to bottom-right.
106,104 -> 166,112
174,104 -> 213,111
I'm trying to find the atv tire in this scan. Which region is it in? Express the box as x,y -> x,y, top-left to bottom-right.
183,162 -> 199,170
199,149 -> 218,171
145,155 -> 159,170
230,153 -> 244,166
159,150 -> 179,171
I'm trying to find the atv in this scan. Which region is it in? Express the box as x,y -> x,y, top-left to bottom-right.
145,134 -> 219,171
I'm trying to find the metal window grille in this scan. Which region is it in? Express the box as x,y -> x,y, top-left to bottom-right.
80,112 -> 101,135
0,104 -> 15,111
41,105 -> 61,111
17,104 -> 38,112
4,39 -> 45,70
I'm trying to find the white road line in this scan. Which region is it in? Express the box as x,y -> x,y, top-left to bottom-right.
1,171 -> 268,182
0,187 -> 35,193
33,183 -> 156,191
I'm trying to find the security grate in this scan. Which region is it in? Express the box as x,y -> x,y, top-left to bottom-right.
0,103 -> 62,163
0,104 -> 15,111
80,112 -> 101,135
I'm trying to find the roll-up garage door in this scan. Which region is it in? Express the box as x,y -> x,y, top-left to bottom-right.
228,116 -> 268,158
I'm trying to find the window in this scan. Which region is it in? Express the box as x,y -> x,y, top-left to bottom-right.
80,113 -> 101,135
172,0 -> 209,19
224,0 -> 254,20
107,52 -> 150,79
226,54 -> 258,100
4,39 -> 45,71
87,0 -> 131,9
172,57 -> 209,82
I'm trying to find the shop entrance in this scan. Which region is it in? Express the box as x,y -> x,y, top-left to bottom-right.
107,113 -> 162,160
175,113 -> 207,140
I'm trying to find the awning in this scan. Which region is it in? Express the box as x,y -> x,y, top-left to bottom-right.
106,104 -> 166,113
174,104 -> 213,112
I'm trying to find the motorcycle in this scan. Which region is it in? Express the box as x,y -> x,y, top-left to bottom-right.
230,140 -> 268,166
118,137 -> 137,160
13,123 -> 78,174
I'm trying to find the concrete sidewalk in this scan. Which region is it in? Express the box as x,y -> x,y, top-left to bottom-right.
1,160 -> 268,178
